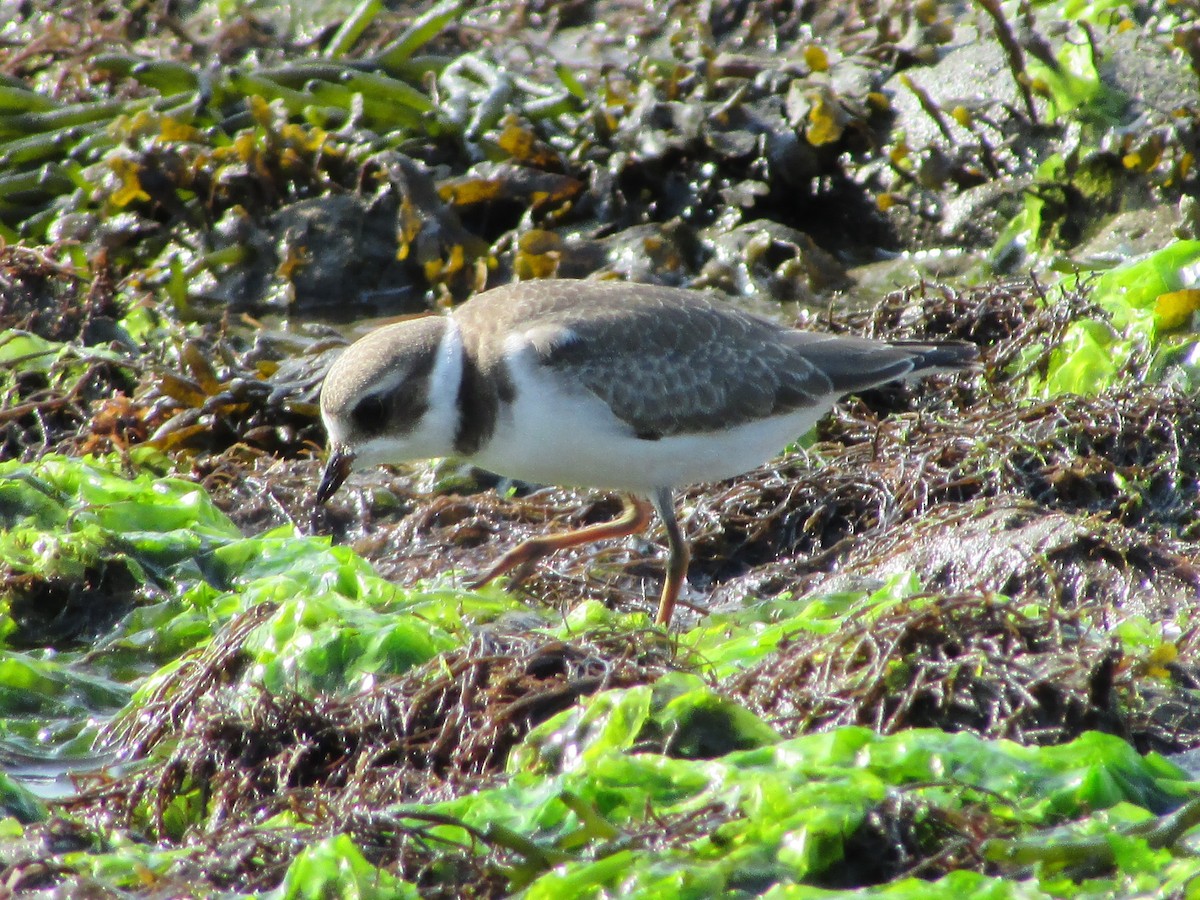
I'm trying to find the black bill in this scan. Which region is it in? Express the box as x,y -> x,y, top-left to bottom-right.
316,446 -> 354,505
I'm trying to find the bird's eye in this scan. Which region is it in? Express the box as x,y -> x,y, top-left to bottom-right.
351,394 -> 388,434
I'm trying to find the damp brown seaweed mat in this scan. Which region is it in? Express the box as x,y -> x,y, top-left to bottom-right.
81,626 -> 682,827
724,590 -> 1129,745
44,626 -> 686,896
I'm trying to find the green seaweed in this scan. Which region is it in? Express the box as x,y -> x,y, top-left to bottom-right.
0,453 -> 519,757
435,725 -> 1195,896
272,834 -> 416,900
2,454 -> 1199,896
1022,241 -> 1200,396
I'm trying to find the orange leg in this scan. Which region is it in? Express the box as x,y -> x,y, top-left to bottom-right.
468,494 -> 653,591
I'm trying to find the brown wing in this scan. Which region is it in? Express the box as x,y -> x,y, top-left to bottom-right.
536,307 -> 825,437
458,280 -> 972,439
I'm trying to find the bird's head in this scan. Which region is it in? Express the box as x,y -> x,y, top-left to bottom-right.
316,314 -> 457,504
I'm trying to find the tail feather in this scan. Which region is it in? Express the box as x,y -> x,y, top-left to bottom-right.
892,340 -> 979,376
796,333 -> 979,393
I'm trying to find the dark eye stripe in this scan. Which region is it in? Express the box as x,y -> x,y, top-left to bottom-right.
351,395 -> 388,434
390,391 -> 427,432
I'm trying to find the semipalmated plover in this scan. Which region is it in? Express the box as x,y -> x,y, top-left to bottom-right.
316,278 -> 976,625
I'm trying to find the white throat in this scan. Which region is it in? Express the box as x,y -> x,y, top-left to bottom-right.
351,317 -> 465,468
422,317 -> 466,450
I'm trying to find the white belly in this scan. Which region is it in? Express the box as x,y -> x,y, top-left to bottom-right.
470,359 -> 824,493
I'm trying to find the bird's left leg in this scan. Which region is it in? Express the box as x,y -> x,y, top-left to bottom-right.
468,494 -> 652,590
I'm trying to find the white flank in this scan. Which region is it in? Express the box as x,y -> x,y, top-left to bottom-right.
469,331 -> 829,492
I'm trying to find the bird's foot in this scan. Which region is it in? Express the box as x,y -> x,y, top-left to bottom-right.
465,538 -> 556,590
465,495 -> 654,594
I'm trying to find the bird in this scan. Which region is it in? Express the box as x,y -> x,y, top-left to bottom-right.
315,278 -> 977,626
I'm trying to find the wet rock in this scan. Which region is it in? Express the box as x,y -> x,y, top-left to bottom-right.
937,177 -> 1030,246
883,25 -> 1045,152
267,192 -> 416,314
1074,207 -> 1185,267
595,219 -> 704,285
698,219 -> 850,302
810,501 -> 1199,620
1103,26 -> 1200,126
